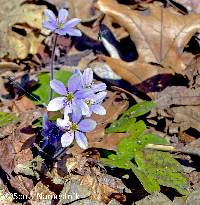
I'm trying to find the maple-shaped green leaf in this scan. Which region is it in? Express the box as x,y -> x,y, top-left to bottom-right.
0,112 -> 18,127
105,116 -> 136,133
102,120 -> 189,195
32,71 -> 72,105
116,121 -> 167,159
102,121 -> 167,164
135,150 -> 189,195
106,101 -> 155,133
102,154 -> 133,169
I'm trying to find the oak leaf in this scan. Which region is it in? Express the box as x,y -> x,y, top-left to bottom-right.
173,0 -> 200,13
96,0 -> 200,73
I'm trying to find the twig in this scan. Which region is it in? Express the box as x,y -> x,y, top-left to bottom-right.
159,6 -> 163,63
49,34 -> 58,102
145,144 -> 200,157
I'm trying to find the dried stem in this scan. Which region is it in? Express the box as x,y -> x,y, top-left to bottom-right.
49,34 -> 58,102
145,144 -> 200,157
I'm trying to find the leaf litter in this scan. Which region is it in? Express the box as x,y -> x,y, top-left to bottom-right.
1,0 -> 200,204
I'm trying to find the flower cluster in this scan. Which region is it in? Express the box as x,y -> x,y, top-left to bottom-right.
43,8 -> 81,36
47,68 -> 107,149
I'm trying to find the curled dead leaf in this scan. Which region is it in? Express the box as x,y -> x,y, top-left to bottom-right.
67,0 -> 102,23
101,56 -> 173,96
96,0 -> 200,72
0,1 -> 46,59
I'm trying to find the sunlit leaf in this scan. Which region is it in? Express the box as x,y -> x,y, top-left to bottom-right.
106,101 -> 155,133
32,71 -> 72,105
102,120 -> 188,195
135,150 -> 189,195
0,112 -> 18,127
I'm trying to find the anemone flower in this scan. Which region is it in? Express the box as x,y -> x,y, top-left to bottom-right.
43,8 -> 82,36
47,72 -> 91,115
41,113 -> 64,149
57,107 -> 96,149
84,91 -> 107,117
76,68 -> 107,93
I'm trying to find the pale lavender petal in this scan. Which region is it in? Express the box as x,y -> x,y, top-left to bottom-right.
57,117 -> 70,129
72,105 -> 82,123
67,73 -> 81,93
93,91 -> 107,103
74,69 -> 81,75
78,119 -> 96,132
64,110 -> 70,120
85,110 -> 92,117
47,97 -> 65,111
50,80 -> 67,95
43,20 -> 56,31
58,9 -> 68,23
92,83 -> 106,92
82,68 -> 93,86
44,9 -> 56,22
64,18 -> 81,28
61,132 -> 74,147
64,104 -> 72,114
66,28 -> 82,37
75,131 -> 88,149
76,89 -> 94,99
76,100 -> 90,116
91,104 -> 106,115
54,28 -> 67,35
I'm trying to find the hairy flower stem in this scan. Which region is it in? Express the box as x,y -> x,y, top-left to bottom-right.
49,34 -> 58,101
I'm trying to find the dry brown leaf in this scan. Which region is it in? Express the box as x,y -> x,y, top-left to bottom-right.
155,86 -> 200,109
102,15 -> 129,40
135,192 -> 172,205
87,91 -> 129,150
13,96 -> 36,113
173,0 -> 200,13
96,0 -> 200,73
67,0 -> 102,23
0,109 -> 42,196
29,182 -> 56,205
0,62 -> 20,74
0,0 -> 46,59
184,55 -> 200,88
101,56 -> 173,95
170,106 -> 200,132
64,154 -> 127,203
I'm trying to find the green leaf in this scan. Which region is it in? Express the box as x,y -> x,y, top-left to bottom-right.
123,101 -> 156,118
0,112 -> 19,127
116,121 -> 167,159
135,150 -> 189,195
102,155 -> 132,169
103,121 -> 167,164
102,119 -> 188,195
32,70 -> 72,105
105,116 -> 136,133
133,167 -> 161,193
105,101 -> 155,133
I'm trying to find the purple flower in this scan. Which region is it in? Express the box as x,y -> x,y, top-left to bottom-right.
76,68 -> 107,93
41,113 -> 64,149
47,72 -> 92,115
43,9 -> 82,36
85,91 -> 107,117
57,107 -> 96,149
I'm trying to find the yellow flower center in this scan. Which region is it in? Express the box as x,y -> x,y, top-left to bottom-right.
66,92 -> 74,102
70,123 -> 78,131
57,22 -> 64,29
85,99 -> 93,106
